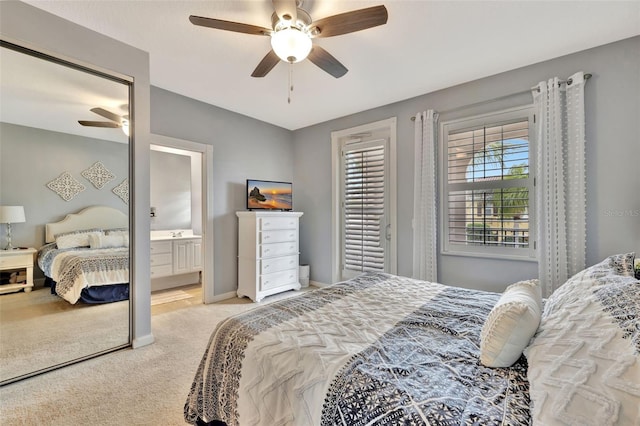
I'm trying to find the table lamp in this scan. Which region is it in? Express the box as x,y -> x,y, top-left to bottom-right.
0,206 -> 26,250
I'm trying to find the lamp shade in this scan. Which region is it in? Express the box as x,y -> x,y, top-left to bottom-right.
271,27 -> 312,63
0,206 -> 26,224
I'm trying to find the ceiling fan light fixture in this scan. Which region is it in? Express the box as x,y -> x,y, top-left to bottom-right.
271,27 -> 311,63
121,118 -> 129,137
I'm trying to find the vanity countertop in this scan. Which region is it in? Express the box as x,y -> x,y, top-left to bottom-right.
150,230 -> 201,241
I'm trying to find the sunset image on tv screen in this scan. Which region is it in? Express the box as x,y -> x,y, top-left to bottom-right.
247,181 -> 292,210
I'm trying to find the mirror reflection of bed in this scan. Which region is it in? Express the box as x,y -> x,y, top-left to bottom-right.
0,41 -> 131,385
0,206 -> 130,384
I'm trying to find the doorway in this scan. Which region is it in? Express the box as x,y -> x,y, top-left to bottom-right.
150,134 -> 214,305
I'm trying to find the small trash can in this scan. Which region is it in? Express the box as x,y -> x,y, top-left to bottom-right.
299,264 -> 310,288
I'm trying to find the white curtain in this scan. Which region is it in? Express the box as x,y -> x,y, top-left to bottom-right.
412,110 -> 438,282
534,71 -> 587,297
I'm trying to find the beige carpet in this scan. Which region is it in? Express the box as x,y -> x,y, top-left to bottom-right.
0,288 -> 308,425
0,287 -> 129,383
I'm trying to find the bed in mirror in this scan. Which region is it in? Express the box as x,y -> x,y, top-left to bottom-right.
0,41 -> 131,385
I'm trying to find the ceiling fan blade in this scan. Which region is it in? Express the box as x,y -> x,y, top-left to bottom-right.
307,46 -> 348,78
90,107 -> 122,124
78,120 -> 121,128
272,0 -> 297,23
189,15 -> 271,36
251,50 -> 281,77
311,5 -> 388,38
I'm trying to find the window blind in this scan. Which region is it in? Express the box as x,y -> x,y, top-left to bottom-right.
446,119 -> 531,250
343,144 -> 385,272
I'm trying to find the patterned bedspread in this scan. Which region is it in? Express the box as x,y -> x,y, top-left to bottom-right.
184,273 -> 530,425
38,243 -> 129,304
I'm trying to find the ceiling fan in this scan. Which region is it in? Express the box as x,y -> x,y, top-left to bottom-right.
78,107 -> 129,136
189,0 -> 388,79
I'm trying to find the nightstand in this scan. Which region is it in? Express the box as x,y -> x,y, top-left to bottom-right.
0,248 -> 36,294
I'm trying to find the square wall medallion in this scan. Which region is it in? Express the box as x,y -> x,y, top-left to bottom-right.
47,172 -> 86,201
113,178 -> 129,205
82,161 -> 116,189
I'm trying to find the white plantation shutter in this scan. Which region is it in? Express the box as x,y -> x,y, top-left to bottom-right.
441,105 -> 536,259
342,141 -> 386,274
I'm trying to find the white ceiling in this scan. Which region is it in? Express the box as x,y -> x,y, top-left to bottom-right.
17,1 -> 640,130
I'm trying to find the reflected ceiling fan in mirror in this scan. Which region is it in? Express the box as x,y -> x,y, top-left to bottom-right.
189,0 -> 388,79
78,107 -> 129,136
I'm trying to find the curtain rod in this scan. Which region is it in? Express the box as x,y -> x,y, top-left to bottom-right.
410,73 -> 592,121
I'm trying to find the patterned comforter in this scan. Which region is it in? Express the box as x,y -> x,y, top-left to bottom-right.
184,273 -> 530,425
38,243 -> 129,304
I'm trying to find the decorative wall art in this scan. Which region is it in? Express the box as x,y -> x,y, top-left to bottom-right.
47,172 -> 86,201
82,161 -> 115,189
112,178 -> 129,205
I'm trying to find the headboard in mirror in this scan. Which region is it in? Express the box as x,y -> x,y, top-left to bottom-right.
45,205 -> 128,243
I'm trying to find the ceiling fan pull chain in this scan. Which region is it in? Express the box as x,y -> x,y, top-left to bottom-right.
288,62 -> 294,104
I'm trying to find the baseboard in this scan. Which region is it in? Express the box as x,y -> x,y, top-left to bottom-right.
132,333 -> 155,348
310,280 -> 330,288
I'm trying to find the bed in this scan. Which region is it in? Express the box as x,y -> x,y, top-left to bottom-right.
184,253 -> 639,426
37,206 -> 129,304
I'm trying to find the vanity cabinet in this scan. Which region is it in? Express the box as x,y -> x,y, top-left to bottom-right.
173,238 -> 202,275
150,240 -> 173,278
236,211 -> 303,302
150,236 -> 202,279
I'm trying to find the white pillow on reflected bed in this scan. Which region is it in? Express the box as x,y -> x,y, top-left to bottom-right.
479,279 -> 542,368
89,233 -> 128,249
55,229 -> 103,249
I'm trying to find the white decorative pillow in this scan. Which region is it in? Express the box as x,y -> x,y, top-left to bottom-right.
105,228 -> 128,236
479,279 -> 542,367
89,233 -> 128,249
55,229 -> 103,249
525,268 -> 640,426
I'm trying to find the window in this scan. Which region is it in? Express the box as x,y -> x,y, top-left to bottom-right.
331,118 -> 397,282
441,106 -> 535,259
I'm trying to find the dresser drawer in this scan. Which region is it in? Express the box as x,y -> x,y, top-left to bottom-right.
260,229 -> 297,244
150,264 -> 173,278
260,268 -> 298,291
260,242 -> 297,258
260,217 -> 297,231
151,252 -> 172,266
261,255 -> 297,274
150,240 -> 172,254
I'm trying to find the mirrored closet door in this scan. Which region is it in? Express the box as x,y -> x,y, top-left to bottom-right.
0,41 -> 132,385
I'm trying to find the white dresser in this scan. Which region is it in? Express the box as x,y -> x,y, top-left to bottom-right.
236,211 -> 303,302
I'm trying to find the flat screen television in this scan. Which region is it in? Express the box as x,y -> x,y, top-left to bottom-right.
246,179 -> 293,211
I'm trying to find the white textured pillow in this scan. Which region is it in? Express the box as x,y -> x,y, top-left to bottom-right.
56,230 -> 103,249
480,279 -> 542,367
524,258 -> 640,426
89,233 -> 128,249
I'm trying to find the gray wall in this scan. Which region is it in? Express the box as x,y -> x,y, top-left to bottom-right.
150,150 -> 192,230
293,36 -> 640,292
0,123 -> 128,255
0,0 -> 153,347
150,87 -> 294,296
